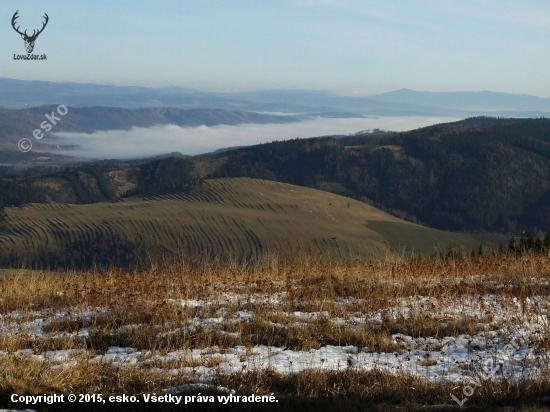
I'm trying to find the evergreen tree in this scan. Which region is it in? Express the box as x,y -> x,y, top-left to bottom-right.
534,236 -> 543,252
477,243 -> 484,256
526,235 -> 536,251
519,235 -> 528,253
508,235 -> 518,254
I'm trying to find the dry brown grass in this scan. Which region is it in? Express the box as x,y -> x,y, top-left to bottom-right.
1,251 -> 550,410
5,250 -> 550,307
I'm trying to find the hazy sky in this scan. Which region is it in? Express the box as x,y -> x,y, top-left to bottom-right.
2,0 -> 550,96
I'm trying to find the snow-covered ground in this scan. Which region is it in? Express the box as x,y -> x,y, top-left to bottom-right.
1,292 -> 548,386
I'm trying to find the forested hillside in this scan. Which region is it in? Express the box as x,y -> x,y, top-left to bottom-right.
1,117 -> 548,234
206,117 -> 550,234
0,158 -> 198,207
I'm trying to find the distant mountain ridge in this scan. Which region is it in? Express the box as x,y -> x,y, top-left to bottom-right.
369,88 -> 550,112
2,78 -> 550,117
0,78 -> 336,113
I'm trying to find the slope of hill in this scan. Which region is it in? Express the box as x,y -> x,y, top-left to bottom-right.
0,178 -> 479,269
203,117 -> 550,234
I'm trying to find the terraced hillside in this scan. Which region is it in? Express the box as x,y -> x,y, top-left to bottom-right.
0,178 -> 479,268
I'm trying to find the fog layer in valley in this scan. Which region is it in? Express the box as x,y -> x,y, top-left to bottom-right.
51,116 -> 461,159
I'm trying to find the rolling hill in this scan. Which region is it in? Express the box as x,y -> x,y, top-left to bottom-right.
204,117 -> 550,234
2,116 -> 549,239
0,178 -> 479,269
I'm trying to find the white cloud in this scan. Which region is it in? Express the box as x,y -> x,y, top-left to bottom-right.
49,116 -> 460,160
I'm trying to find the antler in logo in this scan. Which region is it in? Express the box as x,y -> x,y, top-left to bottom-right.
11,11 -> 49,54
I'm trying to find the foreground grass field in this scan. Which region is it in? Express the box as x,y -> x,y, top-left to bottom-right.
1,251 -> 549,411
0,178 -> 479,268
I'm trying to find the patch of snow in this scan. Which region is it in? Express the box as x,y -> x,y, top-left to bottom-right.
163,383 -> 235,394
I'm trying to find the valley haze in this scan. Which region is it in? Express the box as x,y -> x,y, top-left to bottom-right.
52,116 -> 458,159
3,78 -> 550,159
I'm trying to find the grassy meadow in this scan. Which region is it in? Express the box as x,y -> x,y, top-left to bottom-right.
0,178 -> 479,269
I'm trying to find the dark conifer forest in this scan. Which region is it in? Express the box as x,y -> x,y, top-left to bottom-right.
209,117 -> 550,234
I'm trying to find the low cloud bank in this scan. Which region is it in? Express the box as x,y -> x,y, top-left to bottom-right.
51,116 -> 460,159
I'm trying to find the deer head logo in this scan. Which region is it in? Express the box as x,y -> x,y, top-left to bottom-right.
11,11 -> 49,54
